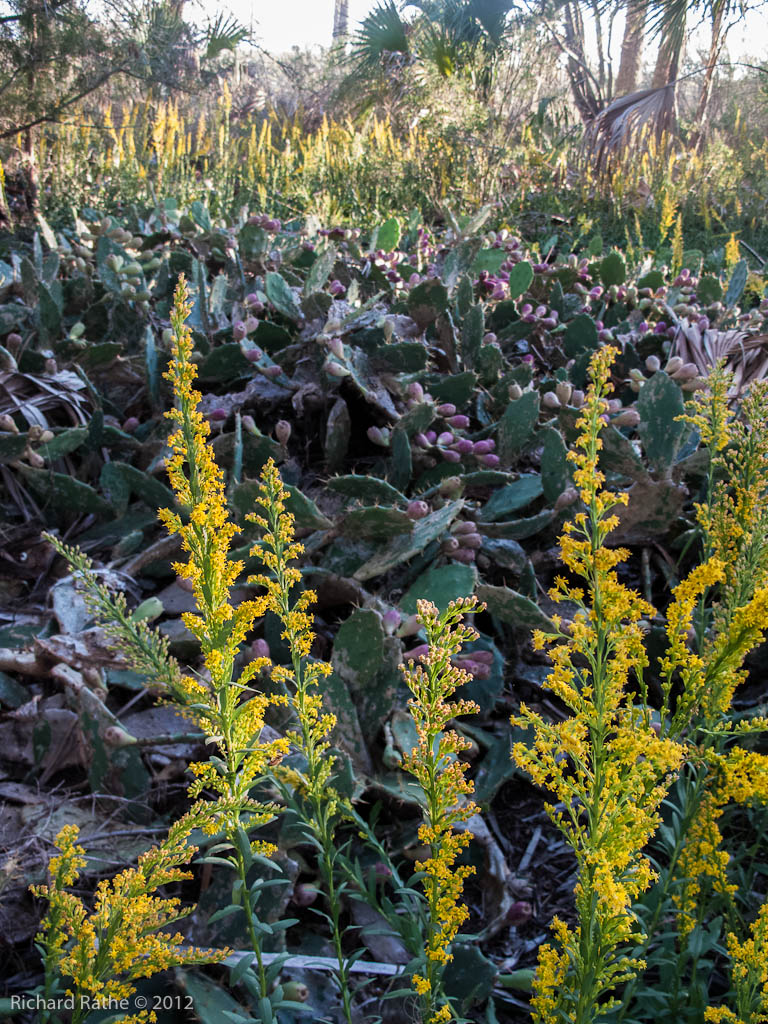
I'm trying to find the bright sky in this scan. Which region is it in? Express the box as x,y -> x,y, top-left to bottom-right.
195,0 -> 768,61
210,0 -> 381,52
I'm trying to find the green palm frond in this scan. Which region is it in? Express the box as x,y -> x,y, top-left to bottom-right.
202,11 -> 249,60
351,0 -> 410,69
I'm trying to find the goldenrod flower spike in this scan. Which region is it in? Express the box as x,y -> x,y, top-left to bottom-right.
706,904 -> 768,1024
400,597 -> 482,1024
42,278 -> 298,1013
32,812 -> 225,1024
159,276 -> 270,711
246,460 -> 356,1022
512,346 -> 684,1024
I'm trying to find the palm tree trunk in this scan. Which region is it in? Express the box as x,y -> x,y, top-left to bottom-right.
691,0 -> 727,148
652,13 -> 685,88
563,1 -> 601,122
615,4 -> 646,95
333,0 -> 349,40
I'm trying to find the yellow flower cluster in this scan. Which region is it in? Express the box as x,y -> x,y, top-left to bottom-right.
157,277 -> 290,850
661,366 -> 768,997
159,277 -> 269,705
400,597 -> 482,1024
32,812 -> 225,1024
247,459 -> 338,816
675,791 -> 736,938
705,904 -> 768,1023
513,347 -> 684,1023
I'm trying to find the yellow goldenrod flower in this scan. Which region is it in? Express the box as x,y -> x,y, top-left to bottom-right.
513,347 -> 684,1023
31,811 -> 225,1024
245,459 -> 363,1024
400,597 -> 482,1024
706,903 -> 768,1023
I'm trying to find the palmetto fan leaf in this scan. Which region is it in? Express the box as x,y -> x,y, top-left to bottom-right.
203,12 -> 249,60
351,0 -> 410,69
468,0 -> 518,45
673,322 -> 768,396
584,83 -> 676,170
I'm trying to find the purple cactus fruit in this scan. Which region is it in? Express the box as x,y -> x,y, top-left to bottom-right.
209,408 -> 228,422
406,644 -> 430,661
275,420 -> 291,445
328,279 -> 346,296
452,438 -> 474,455
459,658 -> 481,676
406,500 -> 430,520
328,337 -> 345,359
480,453 -> 500,468
472,650 -> 494,665
612,408 -> 641,427
437,431 -> 454,447
324,360 -> 350,377
472,439 -> 494,455
414,433 -> 430,448
460,533 -> 482,549
382,609 -> 402,635
245,315 -> 259,334
452,520 -> 477,535
506,901 -> 533,926
448,414 -> 470,429
436,403 -> 457,417
451,547 -> 476,564
367,425 -> 390,446
397,614 -> 423,637
441,449 -> 462,463
408,382 -> 424,402
245,346 -> 264,362
122,416 -> 140,433
251,638 -> 271,659
233,321 -> 247,341
262,364 -> 282,379
425,430 -> 437,444
292,884 -> 319,907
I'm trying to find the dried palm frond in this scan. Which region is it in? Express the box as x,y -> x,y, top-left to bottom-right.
584,84 -> 677,174
672,321 -> 768,396
0,369 -> 91,429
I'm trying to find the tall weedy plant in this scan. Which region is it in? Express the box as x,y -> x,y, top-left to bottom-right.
42,277 -> 367,1022
400,597 -> 482,1024
246,461 -> 356,1024
31,812 -> 224,1024
45,277 -> 293,1017
512,347 -> 684,1023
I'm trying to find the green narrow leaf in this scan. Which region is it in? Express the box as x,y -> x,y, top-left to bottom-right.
145,325 -> 159,408
229,952 -> 256,985
724,258 -> 748,308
